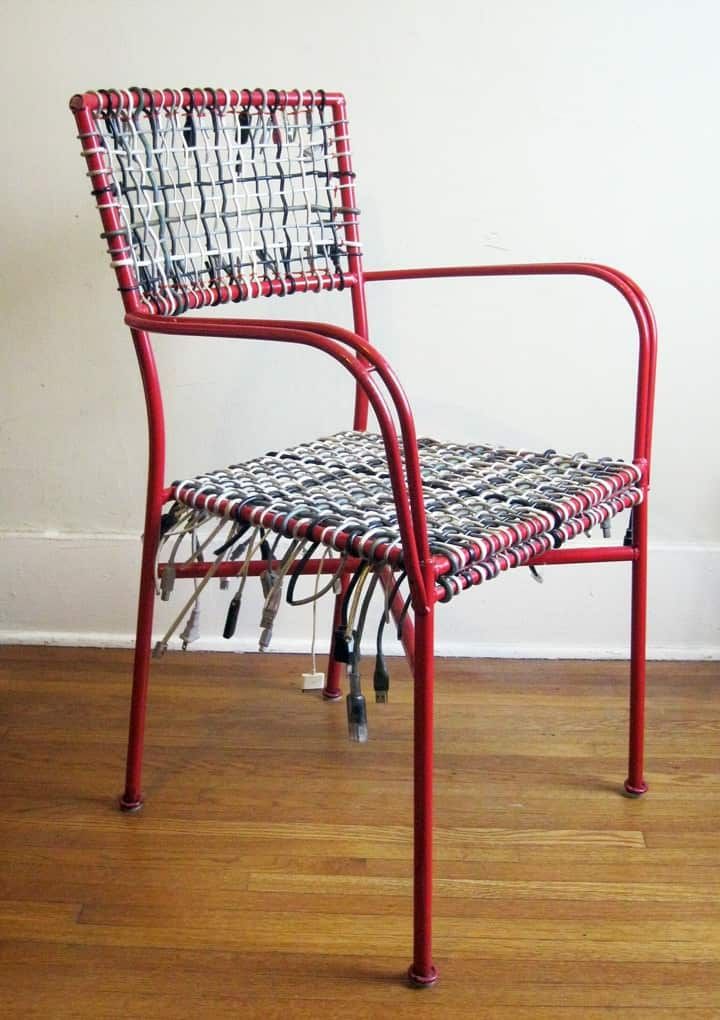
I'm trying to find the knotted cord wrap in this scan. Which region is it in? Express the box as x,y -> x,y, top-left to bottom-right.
72,87 -> 357,315
170,431 -> 642,603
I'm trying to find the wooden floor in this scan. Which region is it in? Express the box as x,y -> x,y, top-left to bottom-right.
0,647 -> 718,1018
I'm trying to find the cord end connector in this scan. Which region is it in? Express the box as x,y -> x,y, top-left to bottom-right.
180,605 -> 201,651
373,653 -> 390,704
346,692 -> 368,742
260,568 -> 278,599
258,625 -> 273,652
223,592 -> 241,639
258,578 -> 284,651
160,564 -> 176,601
333,626 -> 351,663
159,502 -> 182,540
302,671 -> 325,691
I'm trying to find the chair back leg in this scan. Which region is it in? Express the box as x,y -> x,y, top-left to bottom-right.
625,499 -> 649,796
120,329 -> 166,811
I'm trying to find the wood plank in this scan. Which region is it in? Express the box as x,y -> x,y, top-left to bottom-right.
0,646 -> 718,1016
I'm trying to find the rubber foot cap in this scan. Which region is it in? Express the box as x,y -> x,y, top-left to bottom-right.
623,780 -> 648,797
322,688 -> 343,701
407,964 -> 438,988
119,794 -> 144,812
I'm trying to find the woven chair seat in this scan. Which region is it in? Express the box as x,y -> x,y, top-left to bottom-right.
171,432 -> 642,598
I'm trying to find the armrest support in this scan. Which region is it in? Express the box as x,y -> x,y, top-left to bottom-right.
363,263 -> 657,475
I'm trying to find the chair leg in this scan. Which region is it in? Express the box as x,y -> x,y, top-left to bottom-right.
119,519 -> 160,812
625,501 -> 648,797
408,606 -> 439,987
323,575 -> 348,701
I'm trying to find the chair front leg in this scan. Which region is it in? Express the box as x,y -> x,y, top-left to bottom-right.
408,602 -> 439,986
625,498 -> 649,796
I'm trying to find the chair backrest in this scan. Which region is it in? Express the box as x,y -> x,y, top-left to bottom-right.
70,88 -> 362,315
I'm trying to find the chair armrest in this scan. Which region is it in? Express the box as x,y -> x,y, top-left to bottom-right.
364,262 -> 657,474
124,309 -> 434,612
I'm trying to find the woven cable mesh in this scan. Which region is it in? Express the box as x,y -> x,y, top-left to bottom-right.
87,90 -> 358,313
170,431 -> 643,597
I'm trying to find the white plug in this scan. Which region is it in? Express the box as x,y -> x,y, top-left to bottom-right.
301,671 -> 325,691
180,604 -> 201,650
160,564 -> 176,601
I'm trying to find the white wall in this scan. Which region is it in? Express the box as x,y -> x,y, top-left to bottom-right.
1,0 -> 718,658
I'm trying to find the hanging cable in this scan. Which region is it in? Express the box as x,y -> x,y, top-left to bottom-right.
330,561 -> 368,663
222,527 -> 264,639
286,542 -> 348,606
309,547 -> 333,675
153,537 -> 228,657
158,515 -> 194,601
372,570 -> 406,703
258,538 -> 306,651
345,568 -> 380,742
154,506 -> 197,598
212,521 -> 250,589
181,517 -> 228,565
300,547 -> 335,691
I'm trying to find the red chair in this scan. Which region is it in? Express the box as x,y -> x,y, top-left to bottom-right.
70,87 -> 657,986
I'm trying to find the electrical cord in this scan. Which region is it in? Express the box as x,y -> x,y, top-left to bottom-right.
258,538 -> 306,651
223,527 -> 264,639
286,542 -> 348,606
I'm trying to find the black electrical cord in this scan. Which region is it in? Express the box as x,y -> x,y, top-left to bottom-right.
345,568 -> 379,743
372,570 -> 406,703
286,541 -> 320,603
322,560 -> 365,663
222,528 -> 264,639
285,542 -> 349,607
353,570 -> 381,669
212,520 -> 251,557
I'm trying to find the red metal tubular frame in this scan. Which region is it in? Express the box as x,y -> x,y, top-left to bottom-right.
166,558 -> 362,579
363,264 -> 657,471
71,87 -> 657,987
125,308 -> 433,610
363,262 -> 656,808
71,87 -> 348,114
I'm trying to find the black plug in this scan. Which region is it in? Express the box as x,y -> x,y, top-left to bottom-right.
333,625 -> 351,664
159,502 -> 182,540
223,592 -> 241,639
373,651 -> 390,704
346,692 -> 368,742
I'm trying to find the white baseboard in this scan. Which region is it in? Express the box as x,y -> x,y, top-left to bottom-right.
1,530 -> 718,659
0,630 -> 717,661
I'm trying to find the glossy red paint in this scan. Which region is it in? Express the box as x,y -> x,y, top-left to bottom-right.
363,264 -> 657,469
528,547 -> 638,566
71,87 -> 657,986
167,558 -> 362,579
